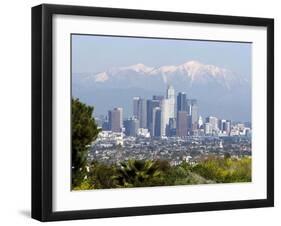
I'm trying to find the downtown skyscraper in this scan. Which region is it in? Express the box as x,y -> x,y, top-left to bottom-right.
160,98 -> 170,136
177,92 -> 187,112
133,97 -> 147,128
108,107 -> 123,132
124,117 -> 140,137
188,99 -> 199,131
166,85 -> 176,119
147,99 -> 160,133
152,107 -> 162,137
176,111 -> 188,137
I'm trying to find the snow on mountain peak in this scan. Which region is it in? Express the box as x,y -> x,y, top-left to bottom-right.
154,65 -> 178,74
175,60 -> 235,84
120,63 -> 154,73
94,72 -> 109,82
91,60 -> 245,89
182,60 -> 202,67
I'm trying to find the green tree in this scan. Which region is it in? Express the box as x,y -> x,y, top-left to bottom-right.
87,161 -> 117,189
72,98 -> 101,188
163,162 -> 213,186
113,160 -> 162,187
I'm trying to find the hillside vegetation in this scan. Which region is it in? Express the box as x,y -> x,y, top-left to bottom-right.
73,157 -> 251,190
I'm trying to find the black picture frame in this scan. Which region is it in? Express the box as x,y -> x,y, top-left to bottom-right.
32,3 -> 274,222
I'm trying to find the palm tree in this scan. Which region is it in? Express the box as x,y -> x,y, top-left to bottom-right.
113,160 -> 161,187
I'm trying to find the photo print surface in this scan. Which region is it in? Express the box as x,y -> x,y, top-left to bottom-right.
71,34 -> 252,190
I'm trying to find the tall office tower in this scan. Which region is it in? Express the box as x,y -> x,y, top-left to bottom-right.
146,99 -> 160,132
153,107 -> 162,137
138,98 -> 147,128
160,99 -> 170,136
132,97 -> 147,128
188,99 -> 199,131
166,85 -> 175,118
218,119 -> 227,132
177,92 -> 187,112
191,104 -> 199,130
225,120 -> 231,135
108,107 -> 123,132
124,117 -> 140,137
133,97 -> 140,118
204,122 -> 212,135
176,111 -> 188,137
167,118 -> 177,137
206,116 -> 219,132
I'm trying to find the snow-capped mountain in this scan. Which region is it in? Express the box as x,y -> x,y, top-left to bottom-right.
73,61 -> 251,121
74,60 -> 249,91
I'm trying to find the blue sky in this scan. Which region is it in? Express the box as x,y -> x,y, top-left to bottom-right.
72,34 -> 252,121
72,34 -> 252,77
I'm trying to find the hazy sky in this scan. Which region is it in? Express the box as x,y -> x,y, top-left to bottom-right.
72,34 -> 252,77
72,34 -> 252,121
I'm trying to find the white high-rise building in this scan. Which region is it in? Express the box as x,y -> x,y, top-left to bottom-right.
160,99 -> 170,136
206,116 -> 219,133
204,122 -> 212,135
198,115 -> 204,128
166,85 -> 175,119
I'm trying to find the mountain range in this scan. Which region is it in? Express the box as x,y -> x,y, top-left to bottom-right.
72,60 -> 251,122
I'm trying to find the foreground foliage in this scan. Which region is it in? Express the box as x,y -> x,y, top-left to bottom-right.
73,157 -> 251,190
191,156 -> 251,183
72,98 -> 101,188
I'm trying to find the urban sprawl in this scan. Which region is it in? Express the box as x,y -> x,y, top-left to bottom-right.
91,85 -> 251,165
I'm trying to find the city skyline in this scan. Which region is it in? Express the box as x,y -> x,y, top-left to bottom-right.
87,83 -> 252,123
95,85 -> 251,139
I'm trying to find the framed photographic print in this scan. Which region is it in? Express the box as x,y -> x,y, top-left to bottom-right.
32,4 -> 274,221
